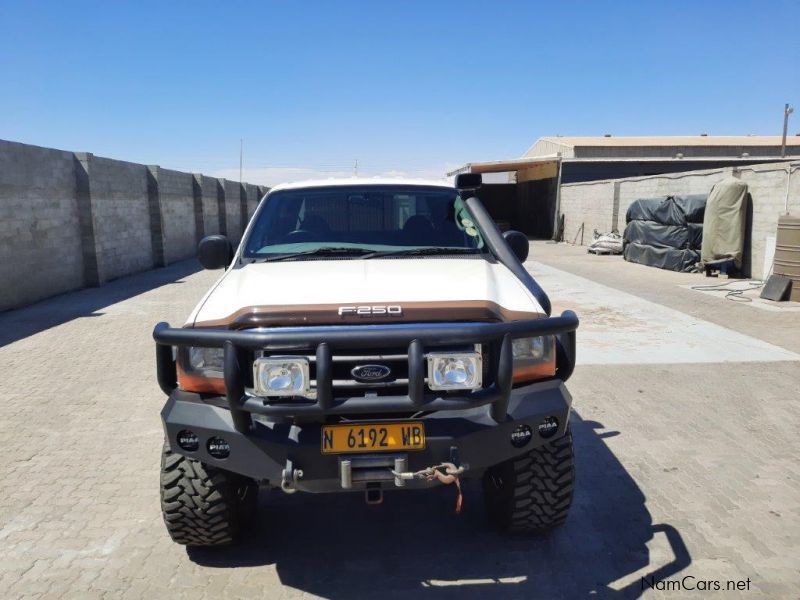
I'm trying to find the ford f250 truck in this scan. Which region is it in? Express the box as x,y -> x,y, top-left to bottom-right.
153,173 -> 579,546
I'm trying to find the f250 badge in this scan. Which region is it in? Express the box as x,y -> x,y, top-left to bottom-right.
338,305 -> 403,316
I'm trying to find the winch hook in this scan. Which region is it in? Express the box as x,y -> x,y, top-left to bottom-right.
391,461 -> 467,514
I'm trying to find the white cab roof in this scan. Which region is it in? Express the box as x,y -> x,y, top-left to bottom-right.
268,177 -> 454,192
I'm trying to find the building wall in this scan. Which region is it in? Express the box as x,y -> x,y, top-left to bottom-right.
0,141 -> 84,310
88,156 -> 154,283
525,139 -> 574,158
200,174 -> 221,237
559,161 -> 800,278
156,167 -> 196,264
524,137 -> 800,160
574,144 -> 800,159
561,159 -> 791,184
243,183 -> 261,221
223,180 -> 242,243
559,180 -> 617,245
0,139 -> 267,312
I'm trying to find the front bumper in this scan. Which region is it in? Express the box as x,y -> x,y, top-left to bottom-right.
153,311 -> 578,427
154,311 -> 578,492
161,378 -> 572,492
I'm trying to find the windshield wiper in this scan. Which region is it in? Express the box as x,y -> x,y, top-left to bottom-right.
252,246 -> 482,262
254,247 -> 375,262
360,247 -> 481,259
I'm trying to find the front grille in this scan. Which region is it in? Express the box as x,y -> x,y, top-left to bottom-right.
315,349 -> 410,392
254,344 -> 485,398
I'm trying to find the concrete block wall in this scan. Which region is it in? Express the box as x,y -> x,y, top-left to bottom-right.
558,180 -> 616,244
0,139 -> 269,312
256,185 -> 268,215
559,161 -> 800,278
88,156 -> 154,283
738,164 -> 800,278
243,183 -> 261,223
0,142 -> 84,310
616,170 -> 725,221
223,179 -> 242,243
200,174 -> 221,237
156,168 -> 196,264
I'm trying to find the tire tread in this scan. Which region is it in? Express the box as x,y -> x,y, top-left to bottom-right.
159,442 -> 246,546
483,428 -> 575,534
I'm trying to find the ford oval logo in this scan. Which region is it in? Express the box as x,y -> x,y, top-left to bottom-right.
351,364 -> 392,382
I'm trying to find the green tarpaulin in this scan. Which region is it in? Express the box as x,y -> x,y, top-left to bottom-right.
700,178 -> 748,269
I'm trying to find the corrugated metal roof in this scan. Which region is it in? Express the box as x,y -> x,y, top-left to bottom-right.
537,135 -> 800,148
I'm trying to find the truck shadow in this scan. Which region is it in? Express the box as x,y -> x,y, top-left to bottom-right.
0,259 -> 200,347
188,412 -> 691,598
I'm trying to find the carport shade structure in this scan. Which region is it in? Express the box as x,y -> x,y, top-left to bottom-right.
448,156 -> 563,240
450,135 -> 800,240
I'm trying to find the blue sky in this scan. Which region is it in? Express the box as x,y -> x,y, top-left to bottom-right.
1,1 -> 798,185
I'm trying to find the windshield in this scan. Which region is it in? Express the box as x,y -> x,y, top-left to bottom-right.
242,185 -> 486,259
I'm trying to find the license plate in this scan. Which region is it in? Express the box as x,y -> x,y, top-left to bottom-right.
321,422 -> 425,454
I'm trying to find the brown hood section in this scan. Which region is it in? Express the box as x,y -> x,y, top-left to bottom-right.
193,300 -> 542,329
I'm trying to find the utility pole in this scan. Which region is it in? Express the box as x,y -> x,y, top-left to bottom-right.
239,138 -> 243,182
782,103 -> 794,158
354,159 -> 358,177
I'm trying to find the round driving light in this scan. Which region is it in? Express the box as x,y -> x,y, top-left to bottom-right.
207,437 -> 230,459
538,417 -> 559,439
177,430 -> 199,451
510,424 -> 532,448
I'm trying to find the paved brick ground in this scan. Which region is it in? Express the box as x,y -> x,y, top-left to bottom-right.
1,244 -> 798,599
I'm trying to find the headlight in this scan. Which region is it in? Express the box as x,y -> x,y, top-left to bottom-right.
512,336 -> 555,383
177,346 -> 225,394
427,352 -> 482,391
253,357 -> 310,397
188,347 -> 224,375
512,336 -> 553,362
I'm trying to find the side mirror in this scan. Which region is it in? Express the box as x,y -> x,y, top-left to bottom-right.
197,235 -> 233,270
503,230 -> 529,263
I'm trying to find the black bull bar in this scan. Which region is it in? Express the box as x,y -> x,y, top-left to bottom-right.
153,310 -> 578,432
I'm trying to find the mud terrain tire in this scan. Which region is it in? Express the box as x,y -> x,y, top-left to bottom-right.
160,441 -> 257,546
482,427 -> 574,533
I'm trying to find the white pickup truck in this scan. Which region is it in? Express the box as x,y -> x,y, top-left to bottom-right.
153,173 -> 579,546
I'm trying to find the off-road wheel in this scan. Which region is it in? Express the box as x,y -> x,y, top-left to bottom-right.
482,427 -> 574,533
160,441 -> 257,546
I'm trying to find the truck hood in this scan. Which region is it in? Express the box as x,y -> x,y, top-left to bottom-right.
189,258 -> 545,327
